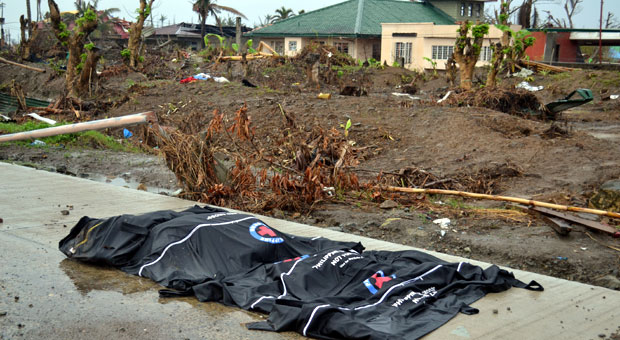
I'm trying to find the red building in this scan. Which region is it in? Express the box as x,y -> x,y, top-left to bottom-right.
526,28 -> 620,64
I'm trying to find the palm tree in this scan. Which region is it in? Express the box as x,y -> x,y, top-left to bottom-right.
272,6 -> 295,22
259,14 -> 274,26
74,0 -> 120,40
159,14 -> 167,27
192,0 -> 246,48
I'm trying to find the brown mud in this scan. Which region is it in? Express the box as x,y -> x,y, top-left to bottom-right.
1,57 -> 619,290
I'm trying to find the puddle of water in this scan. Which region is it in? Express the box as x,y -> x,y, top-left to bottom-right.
87,173 -> 178,196
588,132 -> 620,140
572,123 -> 620,141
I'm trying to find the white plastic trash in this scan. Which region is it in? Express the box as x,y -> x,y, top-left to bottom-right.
213,77 -> 230,83
433,218 -> 451,229
516,81 -> 543,92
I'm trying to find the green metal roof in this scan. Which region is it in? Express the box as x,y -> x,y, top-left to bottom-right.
247,0 -> 455,38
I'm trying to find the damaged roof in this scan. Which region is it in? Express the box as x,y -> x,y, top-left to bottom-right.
247,0 -> 455,38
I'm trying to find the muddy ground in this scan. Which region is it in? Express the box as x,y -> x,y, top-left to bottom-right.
1,56 -> 619,290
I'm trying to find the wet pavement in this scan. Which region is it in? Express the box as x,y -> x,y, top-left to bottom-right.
1,162 -> 619,340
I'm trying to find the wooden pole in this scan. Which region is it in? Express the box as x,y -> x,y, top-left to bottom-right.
599,0 -> 603,64
384,186 -> 620,219
0,111 -> 157,142
0,56 -> 45,72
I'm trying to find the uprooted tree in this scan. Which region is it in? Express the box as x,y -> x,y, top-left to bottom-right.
453,21 -> 489,90
48,0 -> 99,97
126,0 -> 155,68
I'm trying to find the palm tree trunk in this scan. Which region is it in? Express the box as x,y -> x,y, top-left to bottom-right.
200,13 -> 206,49
25,0 -> 32,36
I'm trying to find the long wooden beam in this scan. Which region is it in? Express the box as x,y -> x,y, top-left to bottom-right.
0,111 -> 157,142
0,57 -> 46,73
384,186 -> 620,219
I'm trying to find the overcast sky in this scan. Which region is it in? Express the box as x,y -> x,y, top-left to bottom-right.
2,0 -> 618,42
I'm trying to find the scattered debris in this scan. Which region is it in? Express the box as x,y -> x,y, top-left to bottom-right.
437,91 -> 452,103
545,89 -> 593,114
340,86 -> 367,97
30,140 -> 46,146
379,200 -> 398,209
317,93 -> 331,99
433,218 -> 451,229
213,76 -> 230,83
528,206 -> 620,238
392,93 -> 420,100
541,215 -> 573,236
511,68 -> 534,78
60,210 -> 70,216
123,128 -> 133,139
521,59 -> 574,73
242,79 -> 257,88
27,113 -> 57,125
516,81 -> 543,92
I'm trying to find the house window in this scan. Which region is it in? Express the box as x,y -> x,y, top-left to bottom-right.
475,3 -> 482,17
479,46 -> 492,61
334,42 -> 349,55
468,3 -> 473,16
395,42 -> 412,64
460,3 -> 466,16
289,41 -> 297,52
273,41 -> 284,55
431,45 -> 454,60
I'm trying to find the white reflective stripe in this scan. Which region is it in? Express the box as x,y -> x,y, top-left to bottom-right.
250,296 -> 275,309
354,265 -> 443,311
277,257 -> 305,299
138,216 -> 256,277
311,236 -> 321,240
457,262 -> 463,272
303,304 -> 331,337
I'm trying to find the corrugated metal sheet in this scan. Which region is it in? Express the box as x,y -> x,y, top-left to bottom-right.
0,93 -> 51,114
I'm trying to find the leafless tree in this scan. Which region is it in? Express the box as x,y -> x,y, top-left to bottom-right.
543,0 -> 583,28
605,12 -> 619,29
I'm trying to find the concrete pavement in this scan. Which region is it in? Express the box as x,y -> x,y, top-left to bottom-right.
1,162 -> 618,339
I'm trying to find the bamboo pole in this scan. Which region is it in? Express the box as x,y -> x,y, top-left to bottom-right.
0,56 -> 46,73
384,186 -> 620,219
0,111 -> 157,143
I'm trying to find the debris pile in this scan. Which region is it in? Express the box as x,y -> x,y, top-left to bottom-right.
155,104 -> 361,213
442,87 -> 551,119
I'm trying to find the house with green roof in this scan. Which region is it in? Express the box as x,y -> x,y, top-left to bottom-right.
246,0 -> 494,65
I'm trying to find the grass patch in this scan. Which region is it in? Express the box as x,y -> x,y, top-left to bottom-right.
0,121 -> 140,152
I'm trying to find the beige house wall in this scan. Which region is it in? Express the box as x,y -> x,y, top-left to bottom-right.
381,23 -> 521,71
